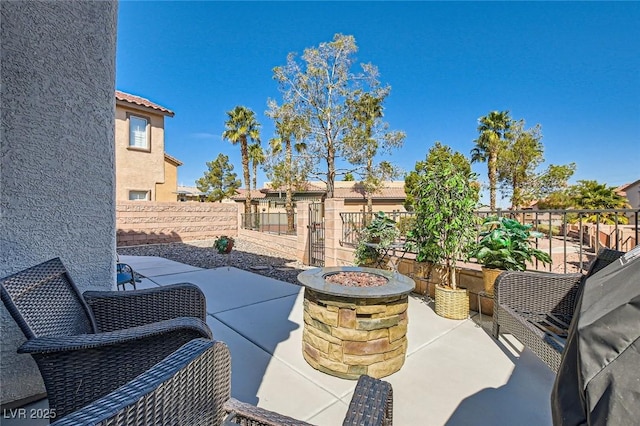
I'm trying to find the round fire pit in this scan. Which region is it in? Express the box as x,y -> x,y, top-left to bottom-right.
297,266 -> 415,379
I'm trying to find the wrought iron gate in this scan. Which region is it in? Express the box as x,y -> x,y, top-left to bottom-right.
308,203 -> 325,267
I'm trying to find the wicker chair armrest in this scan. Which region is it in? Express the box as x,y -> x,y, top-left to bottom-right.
224,375 -> 392,426
342,375 -> 393,426
224,398 -> 314,426
83,283 -> 207,332
18,317 -> 211,354
51,338 -> 231,426
18,318 -> 212,419
494,271 -> 583,314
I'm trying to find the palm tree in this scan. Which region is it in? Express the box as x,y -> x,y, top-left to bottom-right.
471,110 -> 512,210
248,143 -> 265,192
222,106 -> 261,227
268,102 -> 308,233
248,142 -> 265,226
570,180 -> 630,224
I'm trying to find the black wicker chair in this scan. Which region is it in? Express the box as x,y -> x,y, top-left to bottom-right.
51,338 -> 393,426
0,257 -> 212,419
492,248 -> 625,372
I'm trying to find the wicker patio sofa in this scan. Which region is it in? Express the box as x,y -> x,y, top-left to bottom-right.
50,338 -> 393,426
491,248 -> 625,372
0,257 -> 212,419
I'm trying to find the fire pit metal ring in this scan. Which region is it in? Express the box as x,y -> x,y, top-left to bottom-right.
297,266 -> 415,298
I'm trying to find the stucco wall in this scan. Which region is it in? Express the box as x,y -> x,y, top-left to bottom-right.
1,0 -> 117,406
156,159 -> 178,201
115,104 -> 165,201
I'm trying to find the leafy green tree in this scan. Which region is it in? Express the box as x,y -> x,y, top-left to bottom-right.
568,180 -> 630,224
537,190 -> 573,210
409,144 -> 478,289
496,117 -> 576,210
273,33 -> 394,198
535,163 -> 576,200
196,154 -> 241,202
497,120 -> 544,209
471,110 -> 513,210
344,91 -> 405,214
265,101 -> 310,232
405,142 -> 475,211
343,173 -> 355,181
222,106 -> 261,225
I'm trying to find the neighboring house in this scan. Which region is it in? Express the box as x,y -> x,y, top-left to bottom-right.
177,185 -> 206,202
232,181 -> 408,213
115,90 -> 182,201
616,179 -> 640,225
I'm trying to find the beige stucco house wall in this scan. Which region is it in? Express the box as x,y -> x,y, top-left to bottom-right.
619,179 -> 640,225
115,91 -> 179,201
156,154 -> 183,201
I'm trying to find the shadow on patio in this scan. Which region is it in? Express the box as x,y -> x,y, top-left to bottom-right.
3,255 -> 556,425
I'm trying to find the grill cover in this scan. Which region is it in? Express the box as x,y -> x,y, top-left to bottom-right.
551,246 -> 640,425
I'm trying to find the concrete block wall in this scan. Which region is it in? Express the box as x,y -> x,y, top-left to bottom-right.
116,202 -> 238,246
238,229 -> 298,259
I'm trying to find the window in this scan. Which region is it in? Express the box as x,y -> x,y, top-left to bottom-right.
129,190 -> 149,201
129,115 -> 149,149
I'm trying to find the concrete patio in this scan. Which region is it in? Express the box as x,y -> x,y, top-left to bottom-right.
5,255 -> 556,425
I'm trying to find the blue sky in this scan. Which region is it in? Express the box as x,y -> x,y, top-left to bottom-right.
116,1 -> 639,205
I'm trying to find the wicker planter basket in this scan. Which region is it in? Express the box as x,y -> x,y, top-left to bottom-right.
435,285 -> 469,320
482,267 -> 503,295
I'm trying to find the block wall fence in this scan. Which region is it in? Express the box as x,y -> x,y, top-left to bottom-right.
115,199 -> 491,314
116,202 -> 238,246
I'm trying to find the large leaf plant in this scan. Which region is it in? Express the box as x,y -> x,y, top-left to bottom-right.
470,216 -> 551,271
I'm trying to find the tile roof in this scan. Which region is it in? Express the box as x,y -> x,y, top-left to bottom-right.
334,185 -> 407,199
232,189 -> 267,199
616,179 -> 640,194
232,182 -> 407,200
115,90 -> 175,117
177,186 -> 204,196
263,182 -> 326,193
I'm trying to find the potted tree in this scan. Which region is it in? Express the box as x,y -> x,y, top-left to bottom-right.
353,211 -> 400,268
470,216 -> 551,294
214,235 -> 235,254
409,143 -> 479,319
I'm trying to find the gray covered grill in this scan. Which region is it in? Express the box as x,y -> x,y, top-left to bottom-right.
551,246 -> 640,425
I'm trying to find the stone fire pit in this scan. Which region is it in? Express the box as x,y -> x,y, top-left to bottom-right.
297,266 -> 415,379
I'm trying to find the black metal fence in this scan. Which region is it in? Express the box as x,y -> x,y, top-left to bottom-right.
240,212 -> 297,235
340,208 -> 639,274
308,203 -> 325,267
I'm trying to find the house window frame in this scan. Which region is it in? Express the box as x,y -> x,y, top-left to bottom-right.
128,190 -> 150,201
127,112 -> 151,152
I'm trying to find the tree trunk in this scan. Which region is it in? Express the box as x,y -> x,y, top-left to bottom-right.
366,157 -> 373,214
327,147 -> 335,199
285,140 -> 295,233
241,138 -> 251,228
488,151 -> 497,210
252,162 -> 259,228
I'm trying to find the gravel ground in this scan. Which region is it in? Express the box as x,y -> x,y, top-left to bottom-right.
117,238 -> 314,285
